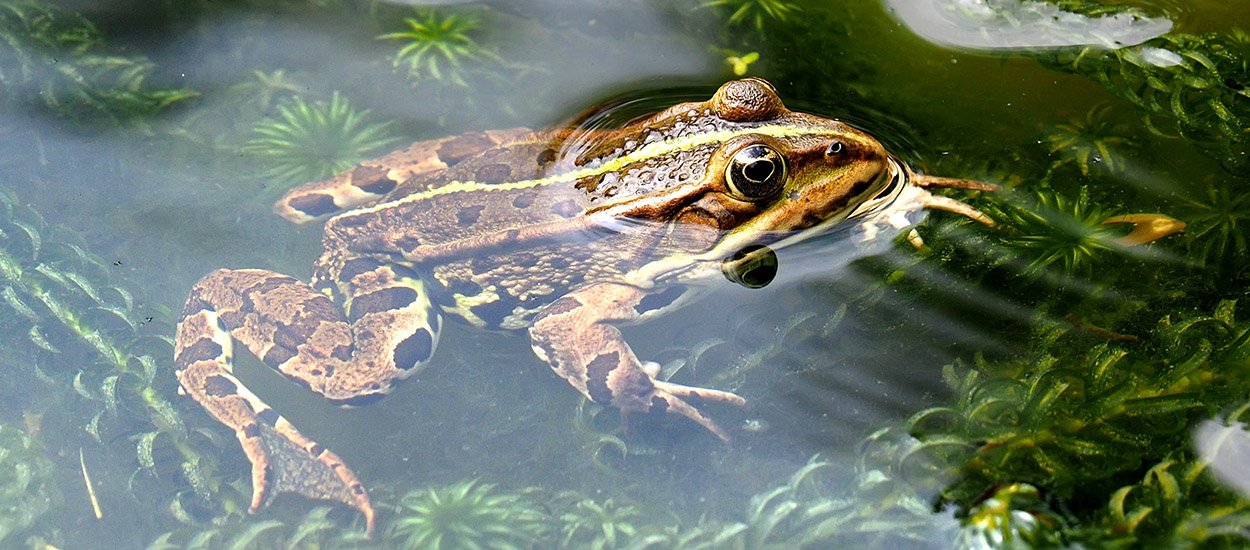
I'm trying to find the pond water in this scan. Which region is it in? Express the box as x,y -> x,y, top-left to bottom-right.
2,0 -> 1249,547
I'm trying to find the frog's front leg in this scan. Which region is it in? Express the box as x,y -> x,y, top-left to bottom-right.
174,266 -> 440,536
529,283 -> 746,442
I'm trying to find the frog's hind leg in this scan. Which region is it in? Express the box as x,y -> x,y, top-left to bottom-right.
275,128 -> 530,224
175,268 -> 441,536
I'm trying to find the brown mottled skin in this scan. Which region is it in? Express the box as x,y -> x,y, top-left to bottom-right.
174,78 -> 999,536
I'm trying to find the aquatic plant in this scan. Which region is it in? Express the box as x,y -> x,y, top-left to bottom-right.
913,299 -> 1250,519
379,10 -> 495,87
956,483 -> 1066,548
701,0 -> 801,31
1042,104 -> 1135,176
387,480 -> 549,549
0,424 -> 55,545
0,189 -> 234,530
1038,25 -> 1250,170
227,69 -> 303,115
556,494 -> 646,549
624,451 -> 946,548
961,413 -> 1250,547
1083,457 -> 1250,546
239,92 -> 398,184
0,0 -> 195,125
1177,182 -> 1250,275
980,187 -> 1127,279
147,506 -> 370,549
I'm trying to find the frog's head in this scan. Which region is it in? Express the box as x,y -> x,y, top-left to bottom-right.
616,78 -> 993,288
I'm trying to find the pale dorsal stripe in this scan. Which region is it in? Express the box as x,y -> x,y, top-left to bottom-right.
337,124 -> 845,220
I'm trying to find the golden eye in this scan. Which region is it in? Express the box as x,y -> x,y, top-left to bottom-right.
726,144 -> 787,200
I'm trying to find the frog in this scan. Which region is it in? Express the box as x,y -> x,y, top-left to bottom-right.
173,78 -> 1004,535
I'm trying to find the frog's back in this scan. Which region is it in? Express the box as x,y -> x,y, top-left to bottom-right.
273,128 -> 532,224
325,133 -> 599,252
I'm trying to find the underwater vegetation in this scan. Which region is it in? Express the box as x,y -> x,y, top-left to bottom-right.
147,458 -> 945,549
388,480 -> 549,549
0,0 -> 193,125
1039,26 -> 1250,171
1177,182 -> 1250,275
147,507 -> 370,549
379,10 -> 497,87
555,494 -> 647,550
0,189 -> 240,544
1042,104 -> 1135,177
240,92 -> 398,184
701,0 -> 802,32
0,424 -> 54,546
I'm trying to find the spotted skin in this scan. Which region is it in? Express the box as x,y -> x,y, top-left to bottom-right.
275,128 -> 529,224
176,267 -> 441,537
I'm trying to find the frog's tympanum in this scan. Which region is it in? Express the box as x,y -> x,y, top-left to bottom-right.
174,78 -> 1000,535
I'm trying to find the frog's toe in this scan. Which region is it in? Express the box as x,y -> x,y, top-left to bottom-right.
653,379 -> 747,406
649,390 -> 735,443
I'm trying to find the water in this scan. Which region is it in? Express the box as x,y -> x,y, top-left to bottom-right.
1,0 -> 1249,547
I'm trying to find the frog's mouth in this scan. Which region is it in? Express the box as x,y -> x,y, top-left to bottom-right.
774,156 -> 912,249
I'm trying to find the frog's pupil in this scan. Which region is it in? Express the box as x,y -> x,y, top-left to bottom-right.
744,159 -> 774,183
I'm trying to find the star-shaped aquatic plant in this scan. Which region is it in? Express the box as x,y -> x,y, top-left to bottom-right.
1178,182 -> 1250,271
977,186 -> 1183,281
387,480 -> 548,550
556,495 -> 646,549
378,10 -> 495,87
987,187 -> 1125,277
239,92 -> 397,184
702,0 -> 801,31
1042,104 -> 1135,176
228,69 -> 303,113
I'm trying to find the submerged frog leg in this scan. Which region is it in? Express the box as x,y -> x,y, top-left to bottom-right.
918,192 -> 996,228
905,183 -> 999,249
274,128 -> 530,223
529,283 -> 746,442
175,267 -> 442,537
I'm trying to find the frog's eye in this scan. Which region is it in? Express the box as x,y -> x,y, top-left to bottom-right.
726,144 -> 787,200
